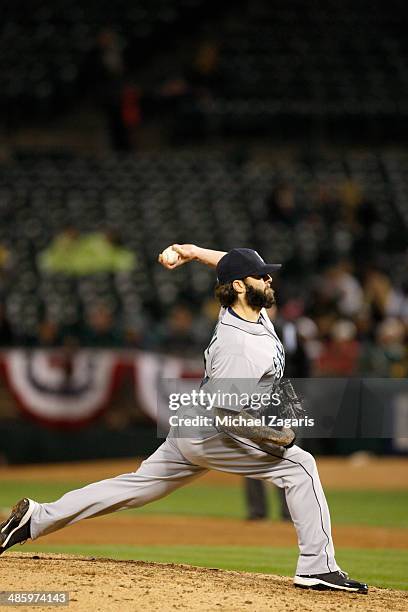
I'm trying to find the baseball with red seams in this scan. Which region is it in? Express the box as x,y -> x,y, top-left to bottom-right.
161,246 -> 179,264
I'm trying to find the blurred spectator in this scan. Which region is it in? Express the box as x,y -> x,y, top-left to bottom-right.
96,229 -> 136,273
156,72 -> 205,142
122,328 -> 141,348
318,261 -> 364,318
353,310 -> 375,343
338,179 -> 363,228
296,316 -> 322,362
121,83 -> 142,149
145,304 -> 201,356
315,183 -> 341,229
86,29 -> 135,151
38,226 -> 80,274
82,304 -> 123,347
37,319 -> 61,348
0,243 -> 12,278
268,302 -> 310,378
360,318 -> 408,377
0,303 -> 13,346
363,270 -> 408,324
39,229 -> 135,275
266,182 -> 303,227
352,195 -> 382,266
16,316 -> 63,348
307,285 -> 339,341
195,297 -> 221,345
315,320 -> 360,376
152,38 -> 222,142
187,39 -> 221,97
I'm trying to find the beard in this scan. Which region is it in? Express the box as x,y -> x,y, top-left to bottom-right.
244,282 -> 276,309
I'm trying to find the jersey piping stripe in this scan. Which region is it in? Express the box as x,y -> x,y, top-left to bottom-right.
206,334 -> 218,352
222,432 -> 333,574
221,321 -> 286,359
221,321 -> 281,338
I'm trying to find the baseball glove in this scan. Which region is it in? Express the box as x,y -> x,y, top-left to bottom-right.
274,378 -> 305,421
214,406 -> 296,447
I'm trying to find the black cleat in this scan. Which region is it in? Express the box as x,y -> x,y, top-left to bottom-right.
0,498 -> 35,554
294,570 -> 368,594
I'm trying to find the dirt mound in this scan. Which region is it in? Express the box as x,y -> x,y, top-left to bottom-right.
2,553 -> 407,612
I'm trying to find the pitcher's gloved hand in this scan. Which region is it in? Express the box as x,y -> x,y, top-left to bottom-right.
284,434 -> 296,449
275,378 -> 305,420
215,407 -> 295,447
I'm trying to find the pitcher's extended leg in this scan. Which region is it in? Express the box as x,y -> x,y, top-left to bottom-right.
30,438 -> 205,539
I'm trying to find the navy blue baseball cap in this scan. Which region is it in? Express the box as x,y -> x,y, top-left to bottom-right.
216,248 -> 282,284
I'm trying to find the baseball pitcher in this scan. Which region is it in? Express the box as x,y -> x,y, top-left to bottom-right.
0,244 -> 368,594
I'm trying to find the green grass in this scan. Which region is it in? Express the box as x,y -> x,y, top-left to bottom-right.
16,544 -> 408,590
1,481 -> 407,528
326,490 -> 408,528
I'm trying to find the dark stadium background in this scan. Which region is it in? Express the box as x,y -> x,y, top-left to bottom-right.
0,0 -> 407,463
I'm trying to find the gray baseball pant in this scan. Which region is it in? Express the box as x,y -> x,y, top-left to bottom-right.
29,433 -> 339,576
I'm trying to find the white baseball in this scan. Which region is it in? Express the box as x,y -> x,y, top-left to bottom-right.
161,246 -> 179,265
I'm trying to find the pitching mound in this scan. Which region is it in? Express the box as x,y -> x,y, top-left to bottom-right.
2,553 -> 407,612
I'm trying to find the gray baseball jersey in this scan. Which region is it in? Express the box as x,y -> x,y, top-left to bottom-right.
203,306 -> 285,387
29,305 -> 340,577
